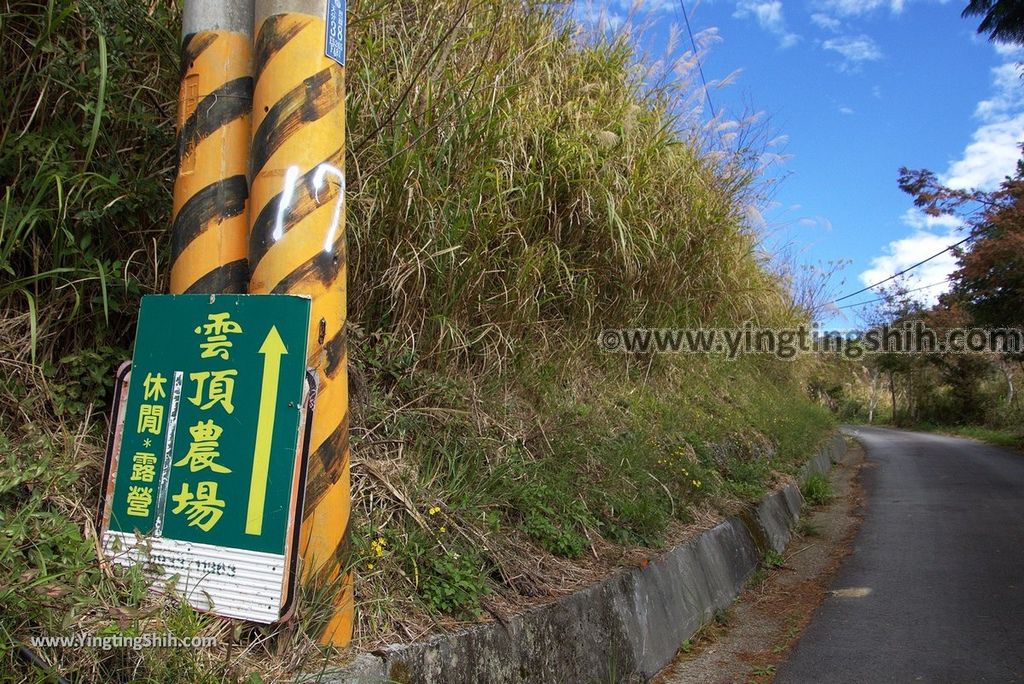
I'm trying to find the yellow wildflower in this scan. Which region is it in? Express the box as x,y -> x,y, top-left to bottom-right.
370,537 -> 388,558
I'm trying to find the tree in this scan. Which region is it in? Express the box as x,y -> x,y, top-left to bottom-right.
898,152 -> 1024,336
860,282 -> 925,425
920,303 -> 994,424
962,0 -> 1024,46
893,156 -> 1024,426
952,181 -> 1024,332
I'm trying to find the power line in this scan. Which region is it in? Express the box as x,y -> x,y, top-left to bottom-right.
833,234 -> 972,303
837,278 -> 953,310
677,0 -> 716,120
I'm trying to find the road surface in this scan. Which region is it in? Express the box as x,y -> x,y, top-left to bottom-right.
776,426 -> 1024,683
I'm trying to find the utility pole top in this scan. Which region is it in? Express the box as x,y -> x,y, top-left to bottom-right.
183,1 -> 254,39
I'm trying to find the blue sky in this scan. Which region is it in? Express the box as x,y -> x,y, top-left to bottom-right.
577,0 -> 1024,328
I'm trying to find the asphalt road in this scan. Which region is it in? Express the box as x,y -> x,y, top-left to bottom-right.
776,426 -> 1024,684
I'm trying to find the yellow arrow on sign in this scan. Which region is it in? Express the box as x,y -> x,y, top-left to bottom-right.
245,326 -> 287,536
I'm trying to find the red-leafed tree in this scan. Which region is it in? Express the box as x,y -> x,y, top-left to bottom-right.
898,154 -> 1024,336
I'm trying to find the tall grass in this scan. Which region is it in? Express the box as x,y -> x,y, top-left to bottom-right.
346,0 -> 791,367
2,0 -> 791,378
1,0 -> 176,392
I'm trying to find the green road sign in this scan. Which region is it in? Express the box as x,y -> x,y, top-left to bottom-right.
99,294 -> 313,623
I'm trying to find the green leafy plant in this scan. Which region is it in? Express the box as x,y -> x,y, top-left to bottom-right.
763,548 -> 785,570
420,549 -> 489,617
517,484 -> 593,558
802,473 -> 834,507
43,346 -> 122,417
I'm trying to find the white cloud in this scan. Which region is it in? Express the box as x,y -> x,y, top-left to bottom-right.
810,12 -> 843,30
598,0 -> 689,15
733,0 -> 801,47
858,224 -> 961,307
798,215 -> 834,230
854,58 -> 1022,313
574,2 -> 627,29
900,209 -> 965,234
822,34 -> 883,68
974,62 -> 1024,119
779,32 -> 801,48
993,41 -> 1024,57
815,0 -> 903,17
943,119 -> 1024,189
943,62 -> 1024,190
839,105 -> 855,114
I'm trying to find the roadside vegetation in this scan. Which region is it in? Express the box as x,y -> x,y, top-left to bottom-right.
801,473 -> 833,507
1,0 -> 833,680
915,424 -> 1024,449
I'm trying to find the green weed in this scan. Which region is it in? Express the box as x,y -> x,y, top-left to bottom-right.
747,548 -> 785,587
517,487 -> 593,558
917,423 -> 1024,450
420,549 -> 490,617
802,473 -> 834,507
763,549 -> 785,570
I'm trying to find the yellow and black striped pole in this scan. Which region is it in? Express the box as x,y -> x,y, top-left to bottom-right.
248,0 -> 352,645
170,2 -> 253,294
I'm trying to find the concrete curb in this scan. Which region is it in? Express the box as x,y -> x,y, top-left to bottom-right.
321,433 -> 847,684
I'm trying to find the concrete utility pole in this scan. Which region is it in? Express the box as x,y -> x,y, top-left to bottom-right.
248,0 -> 352,645
170,1 -> 254,294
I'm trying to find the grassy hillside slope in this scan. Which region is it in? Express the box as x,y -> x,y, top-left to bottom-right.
0,0 -> 831,680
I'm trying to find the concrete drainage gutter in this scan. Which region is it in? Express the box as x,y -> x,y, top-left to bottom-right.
323,433 -> 847,684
